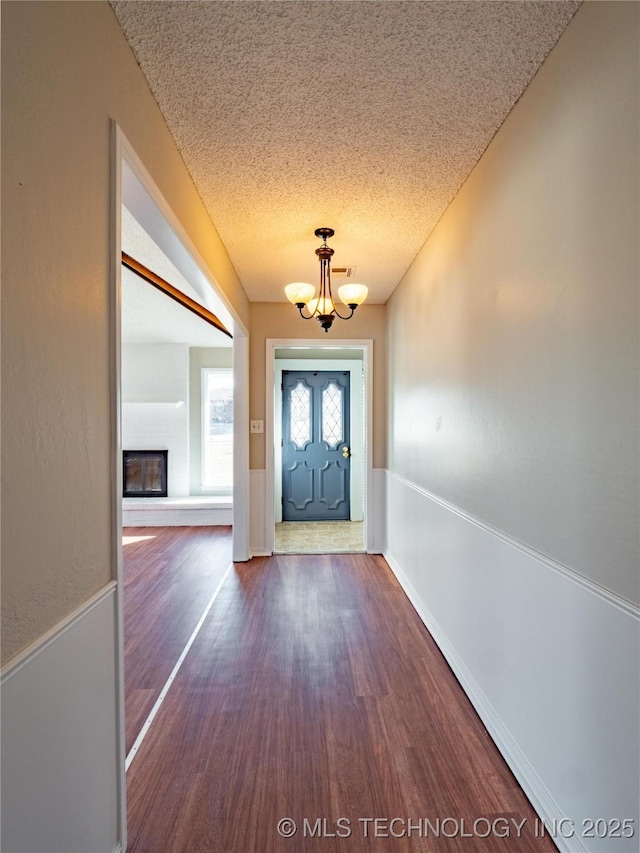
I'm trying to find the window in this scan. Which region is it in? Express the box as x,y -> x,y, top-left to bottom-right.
201,368 -> 233,491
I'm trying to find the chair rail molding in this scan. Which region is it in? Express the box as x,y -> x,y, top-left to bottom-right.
385,470 -> 639,853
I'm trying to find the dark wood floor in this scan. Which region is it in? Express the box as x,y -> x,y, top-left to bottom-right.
125,538 -> 555,852
123,526 -> 232,753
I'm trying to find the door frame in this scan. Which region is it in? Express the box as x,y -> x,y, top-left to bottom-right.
111,122 -> 251,846
265,338 -> 373,554
275,361 -> 364,523
280,368 -> 353,522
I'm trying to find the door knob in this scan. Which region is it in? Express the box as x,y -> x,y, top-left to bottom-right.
342,446 -> 350,458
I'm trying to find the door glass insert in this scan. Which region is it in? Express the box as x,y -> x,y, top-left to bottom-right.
290,381 -> 311,447
322,381 -> 343,447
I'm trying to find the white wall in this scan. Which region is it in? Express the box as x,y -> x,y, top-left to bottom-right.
388,1 -> 639,603
1,588 -> 120,853
386,3 -> 639,850
122,343 -> 190,496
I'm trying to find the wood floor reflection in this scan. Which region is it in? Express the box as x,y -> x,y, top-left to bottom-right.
125,535 -> 555,853
123,526 -> 232,753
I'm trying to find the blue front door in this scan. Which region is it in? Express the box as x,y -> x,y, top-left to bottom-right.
282,370 -> 350,521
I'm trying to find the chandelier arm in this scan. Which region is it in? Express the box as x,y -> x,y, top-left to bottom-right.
330,303 -> 357,320
295,303 -> 318,320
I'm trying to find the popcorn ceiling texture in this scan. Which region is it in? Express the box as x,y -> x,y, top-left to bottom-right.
111,1 -> 580,304
122,206 -> 202,305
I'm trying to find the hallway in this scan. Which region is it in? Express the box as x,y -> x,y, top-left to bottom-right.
124,529 -> 554,852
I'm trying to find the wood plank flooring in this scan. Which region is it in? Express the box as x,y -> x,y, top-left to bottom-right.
123,526 -> 232,753
125,543 -> 556,852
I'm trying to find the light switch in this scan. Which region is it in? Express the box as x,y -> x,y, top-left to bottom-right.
250,420 -> 264,434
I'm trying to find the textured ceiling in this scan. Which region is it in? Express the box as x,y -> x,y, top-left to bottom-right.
111,1 -> 580,304
122,205 -> 202,306
122,266 -> 232,348
122,206 -> 232,347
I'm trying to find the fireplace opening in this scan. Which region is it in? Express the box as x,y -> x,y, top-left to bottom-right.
123,450 -> 168,497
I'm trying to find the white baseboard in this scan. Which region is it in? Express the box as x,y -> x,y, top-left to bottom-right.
1,584 -> 122,853
386,551 -> 588,853
385,472 -> 639,853
368,468 -> 387,553
249,469 -> 267,556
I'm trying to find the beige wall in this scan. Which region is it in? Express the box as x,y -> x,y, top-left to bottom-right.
1,1 -> 249,663
387,1 -> 639,603
249,303 -> 387,470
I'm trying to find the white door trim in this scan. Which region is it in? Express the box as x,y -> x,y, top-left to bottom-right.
110,122 -> 127,853
111,121 -> 252,846
265,338 -> 374,554
275,360 -> 364,523
113,126 -> 249,560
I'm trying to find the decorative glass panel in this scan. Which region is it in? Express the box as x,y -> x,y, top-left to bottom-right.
322,382 -> 343,447
290,382 -> 311,447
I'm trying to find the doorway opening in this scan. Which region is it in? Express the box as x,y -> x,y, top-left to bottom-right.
112,124 -> 249,848
265,340 -> 373,555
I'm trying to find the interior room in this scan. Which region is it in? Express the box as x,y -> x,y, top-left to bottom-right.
2,3 -> 638,853
120,205 -> 234,527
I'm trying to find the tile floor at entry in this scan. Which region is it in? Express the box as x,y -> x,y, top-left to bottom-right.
274,521 -> 364,553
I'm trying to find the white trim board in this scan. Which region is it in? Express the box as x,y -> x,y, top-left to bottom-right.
385,472 -> 640,853
249,469 -> 270,557
385,550 -> 590,853
369,468 -> 387,554
389,472 -> 639,618
1,587 -> 121,853
111,122 -> 128,853
1,581 -> 117,681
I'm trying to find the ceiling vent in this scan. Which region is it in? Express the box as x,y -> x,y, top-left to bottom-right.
331,265 -> 356,278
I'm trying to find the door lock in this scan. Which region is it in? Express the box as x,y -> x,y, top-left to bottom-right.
342,446 -> 350,458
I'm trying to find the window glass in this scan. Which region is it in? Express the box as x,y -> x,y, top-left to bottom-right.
202,369 -> 233,489
290,381 -> 311,447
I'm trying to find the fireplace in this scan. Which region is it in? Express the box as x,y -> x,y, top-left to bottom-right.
123,450 -> 168,497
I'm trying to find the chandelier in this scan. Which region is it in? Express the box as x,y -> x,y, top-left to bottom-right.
284,228 -> 368,332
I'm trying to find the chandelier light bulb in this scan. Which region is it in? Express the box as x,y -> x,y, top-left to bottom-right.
307,296 -> 335,316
